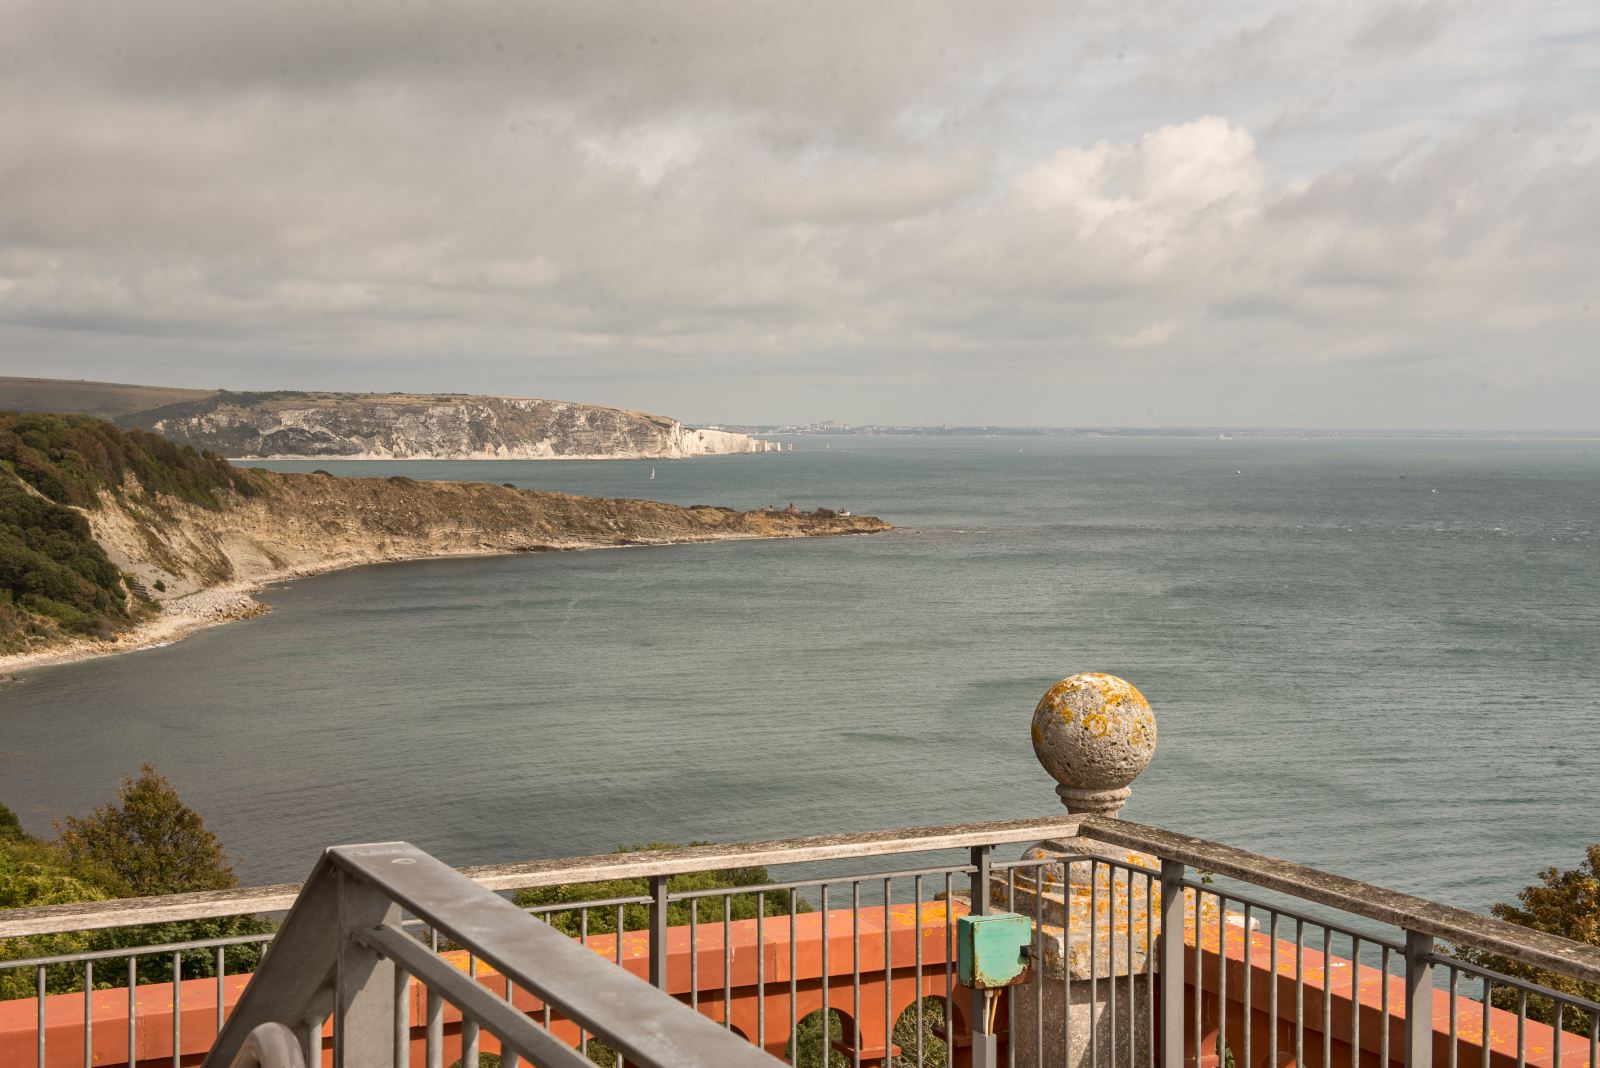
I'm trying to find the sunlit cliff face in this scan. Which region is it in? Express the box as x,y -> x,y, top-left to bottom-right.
2,0 -> 1597,428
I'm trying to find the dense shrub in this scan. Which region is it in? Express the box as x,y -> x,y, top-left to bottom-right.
0,803 -> 25,842
0,768 -> 270,1000
57,765 -> 238,896
0,411 -> 261,511
1456,846 -> 1600,1037
0,475 -> 130,647
0,411 -> 266,648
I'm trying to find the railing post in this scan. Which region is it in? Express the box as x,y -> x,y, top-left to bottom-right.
1160,859 -> 1186,1068
649,874 -> 671,990
298,1017 -> 322,1068
1405,930 -> 1435,1068
334,869 -> 401,1068
968,845 -> 997,1068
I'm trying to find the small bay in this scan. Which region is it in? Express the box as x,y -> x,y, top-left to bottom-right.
1,435 -> 1595,913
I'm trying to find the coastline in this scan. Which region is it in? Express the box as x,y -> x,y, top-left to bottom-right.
1,583 -> 269,674
0,528 -> 878,676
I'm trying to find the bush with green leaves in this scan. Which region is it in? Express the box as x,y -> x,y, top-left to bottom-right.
0,410 -> 269,649
0,767 -> 271,1000
1456,845 -> 1600,1038
0,474 -> 131,647
57,764 -> 238,896
0,802 -> 25,843
0,411 -> 261,512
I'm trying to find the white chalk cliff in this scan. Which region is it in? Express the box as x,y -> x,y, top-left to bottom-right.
126,391 -> 778,460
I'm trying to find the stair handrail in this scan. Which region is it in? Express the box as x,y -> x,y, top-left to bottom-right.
202,841 -> 784,1068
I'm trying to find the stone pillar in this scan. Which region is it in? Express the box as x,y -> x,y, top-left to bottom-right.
1005,673 -> 1161,1068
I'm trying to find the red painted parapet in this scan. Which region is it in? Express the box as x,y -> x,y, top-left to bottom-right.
0,973 -> 251,1068
1183,918 -> 1593,1067
0,900 -> 973,1068
2,902 -> 1588,1068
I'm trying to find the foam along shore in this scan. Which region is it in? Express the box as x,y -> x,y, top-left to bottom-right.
1,474 -> 890,674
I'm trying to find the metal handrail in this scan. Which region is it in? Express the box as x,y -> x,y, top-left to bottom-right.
0,931 -> 273,972
4,814 -> 1598,1068
1079,816 -> 1600,986
6,810 -> 1599,990
202,841 -> 785,1068
0,814 -> 1085,937
7,812 -> 1598,990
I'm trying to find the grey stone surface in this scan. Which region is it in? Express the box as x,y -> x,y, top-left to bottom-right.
1030,672 -> 1157,816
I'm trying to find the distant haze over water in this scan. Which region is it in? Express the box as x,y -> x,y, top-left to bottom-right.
3,436 -> 1596,913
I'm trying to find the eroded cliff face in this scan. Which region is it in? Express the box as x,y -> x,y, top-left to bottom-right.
91,471 -> 889,600
124,392 -> 777,460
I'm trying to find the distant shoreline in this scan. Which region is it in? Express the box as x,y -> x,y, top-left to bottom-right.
711,426 -> 1600,440
229,450 -> 774,461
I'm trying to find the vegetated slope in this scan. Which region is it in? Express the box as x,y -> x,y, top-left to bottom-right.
0,412 -> 263,653
124,389 -> 770,460
0,377 -> 212,420
0,413 -> 888,661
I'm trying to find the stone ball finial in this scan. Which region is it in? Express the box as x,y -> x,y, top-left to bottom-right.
1031,672 -> 1156,816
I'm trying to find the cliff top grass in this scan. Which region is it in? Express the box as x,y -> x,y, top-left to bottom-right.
0,377 -> 211,420
126,387 -> 660,424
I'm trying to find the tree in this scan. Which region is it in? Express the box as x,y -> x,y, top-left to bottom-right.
56,764 -> 237,897
2,770 -> 269,1000
0,802 -> 25,842
56,765 -> 270,989
1457,845 -> 1600,1038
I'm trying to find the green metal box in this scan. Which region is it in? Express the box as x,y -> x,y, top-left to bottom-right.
956,911 -> 1035,989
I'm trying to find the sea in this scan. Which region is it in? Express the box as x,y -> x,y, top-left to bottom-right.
1,435 -> 1596,916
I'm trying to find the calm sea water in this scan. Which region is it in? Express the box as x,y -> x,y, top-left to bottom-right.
1,436 -> 1596,913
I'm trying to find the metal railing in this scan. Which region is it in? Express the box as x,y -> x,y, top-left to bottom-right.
3,813 -> 1598,1067
204,840 -> 782,1068
1089,817 -> 1600,1068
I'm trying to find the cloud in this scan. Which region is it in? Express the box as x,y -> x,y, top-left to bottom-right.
744,151 -> 990,225
0,0 -> 1597,427
1015,118 -> 1264,235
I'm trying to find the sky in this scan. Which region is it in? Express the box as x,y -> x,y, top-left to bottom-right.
1,1 -> 1597,428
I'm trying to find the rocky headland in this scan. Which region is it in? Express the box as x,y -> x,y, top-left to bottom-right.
0,378 -> 777,460
0,413 -> 887,671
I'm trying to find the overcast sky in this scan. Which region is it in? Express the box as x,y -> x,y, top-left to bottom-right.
2,1 -> 1597,428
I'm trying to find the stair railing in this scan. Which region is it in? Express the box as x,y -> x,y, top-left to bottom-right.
201,841 -> 783,1068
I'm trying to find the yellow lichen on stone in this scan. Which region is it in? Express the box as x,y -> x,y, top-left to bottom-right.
1030,671 -> 1157,814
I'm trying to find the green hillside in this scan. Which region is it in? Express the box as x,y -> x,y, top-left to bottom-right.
0,377 -> 213,421
0,412 -> 264,653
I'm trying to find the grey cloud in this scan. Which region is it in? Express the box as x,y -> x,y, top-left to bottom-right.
4,0 -> 1069,130
1347,2 -> 1457,55
1,1 -> 1598,428
742,151 -> 990,225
